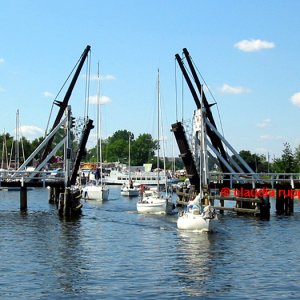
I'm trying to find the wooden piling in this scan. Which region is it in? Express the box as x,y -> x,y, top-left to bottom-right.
48,187 -> 55,204
20,186 -> 27,211
284,194 -> 294,215
276,186 -> 294,215
63,188 -> 71,217
220,199 -> 224,214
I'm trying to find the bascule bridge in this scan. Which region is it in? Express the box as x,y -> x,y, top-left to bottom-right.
0,45 -> 94,217
172,48 -> 296,217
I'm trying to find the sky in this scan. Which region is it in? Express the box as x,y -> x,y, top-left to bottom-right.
1,0 -> 300,162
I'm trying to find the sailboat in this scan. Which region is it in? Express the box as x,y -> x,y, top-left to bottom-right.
177,86 -> 218,231
136,70 -> 174,214
120,134 -> 139,197
82,64 -> 109,201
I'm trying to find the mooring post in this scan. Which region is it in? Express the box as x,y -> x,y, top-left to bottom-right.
276,187 -> 284,214
63,188 -> 71,217
20,186 -> 27,211
220,199 -> 224,214
284,188 -> 294,215
259,194 -> 270,220
276,186 -> 294,215
48,187 -> 54,204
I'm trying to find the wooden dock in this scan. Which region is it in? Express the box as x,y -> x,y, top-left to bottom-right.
176,173 -> 298,218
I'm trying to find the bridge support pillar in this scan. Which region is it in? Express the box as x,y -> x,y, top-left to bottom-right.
276,187 -> 294,215
20,186 -> 27,211
58,187 -> 82,218
49,187 -> 64,205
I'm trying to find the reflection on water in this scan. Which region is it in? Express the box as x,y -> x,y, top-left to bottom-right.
175,231 -> 216,297
1,188 -> 300,299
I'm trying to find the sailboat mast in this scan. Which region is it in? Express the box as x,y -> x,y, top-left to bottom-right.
200,84 -> 208,187
15,109 -> 20,170
128,134 -> 131,181
97,62 -> 104,185
1,130 -> 7,169
96,63 -> 100,169
157,69 -> 160,190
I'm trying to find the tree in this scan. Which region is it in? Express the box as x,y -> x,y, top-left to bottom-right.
294,145 -> 300,172
104,130 -> 132,163
131,133 -> 157,166
273,142 -> 295,173
233,150 -> 268,173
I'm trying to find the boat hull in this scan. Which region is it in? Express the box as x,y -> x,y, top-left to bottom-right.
82,185 -> 109,201
137,198 -> 173,215
177,211 -> 218,232
121,188 -> 139,197
103,170 -> 178,186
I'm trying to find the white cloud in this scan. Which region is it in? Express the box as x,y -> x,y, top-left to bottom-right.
89,74 -> 116,81
234,39 -> 275,52
220,83 -> 250,95
43,91 -> 55,98
291,92 -> 300,107
0,58 -> 4,64
89,95 -> 111,105
256,118 -> 271,128
19,125 -> 44,140
260,135 -> 283,141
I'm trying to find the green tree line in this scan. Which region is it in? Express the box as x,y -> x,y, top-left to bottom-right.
1,128 -> 299,173
85,129 -> 183,170
0,129 -> 184,170
233,142 -> 300,173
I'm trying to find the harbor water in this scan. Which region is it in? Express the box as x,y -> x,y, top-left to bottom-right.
1,186 -> 300,299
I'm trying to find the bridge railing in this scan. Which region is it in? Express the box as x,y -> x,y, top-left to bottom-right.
0,170 -> 65,185
209,172 -> 300,189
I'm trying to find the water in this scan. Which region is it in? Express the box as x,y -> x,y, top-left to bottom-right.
1,187 -> 300,299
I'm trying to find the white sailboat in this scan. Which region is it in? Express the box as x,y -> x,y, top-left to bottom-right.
137,70 -> 174,214
82,64 -> 109,201
120,134 -> 139,197
177,86 -> 218,232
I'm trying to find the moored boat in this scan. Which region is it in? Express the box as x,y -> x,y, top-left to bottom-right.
103,169 -> 175,186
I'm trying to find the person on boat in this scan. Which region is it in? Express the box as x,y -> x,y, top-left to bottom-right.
186,194 -> 201,212
139,184 -> 145,197
95,168 -> 100,181
129,179 -> 133,189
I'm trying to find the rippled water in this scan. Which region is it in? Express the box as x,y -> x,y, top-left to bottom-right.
1,187 -> 300,299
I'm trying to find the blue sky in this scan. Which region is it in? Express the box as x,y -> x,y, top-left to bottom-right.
1,0 -> 300,160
